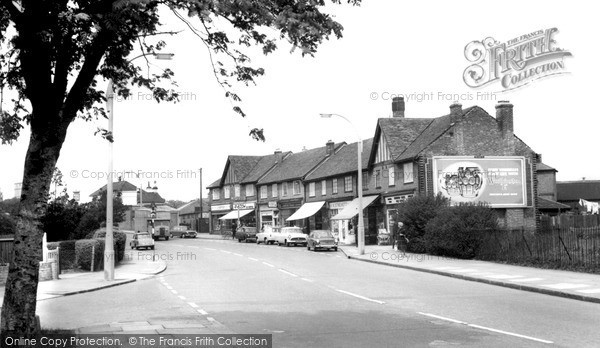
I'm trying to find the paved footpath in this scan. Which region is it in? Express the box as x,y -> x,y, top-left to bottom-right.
341,245 -> 600,304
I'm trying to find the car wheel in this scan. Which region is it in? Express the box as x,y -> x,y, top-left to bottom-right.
151,246 -> 155,250
166,237 -> 169,241
238,238 -> 242,243
333,247 -> 338,252
307,245 -> 311,251
130,245 -> 135,249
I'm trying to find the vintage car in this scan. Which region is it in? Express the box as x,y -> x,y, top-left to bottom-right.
256,225 -> 281,245
307,230 -> 338,251
274,226 -> 307,247
181,230 -> 198,238
130,232 -> 155,250
235,226 -> 258,243
170,225 -> 187,238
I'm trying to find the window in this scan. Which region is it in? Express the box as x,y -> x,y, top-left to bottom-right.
362,172 -> 368,190
260,186 -> 267,199
344,176 -> 352,192
321,180 -> 326,196
234,184 -> 241,198
212,188 -> 220,200
375,170 -> 381,188
332,178 -> 338,194
224,185 -> 231,199
388,166 -> 395,186
245,184 -> 254,197
282,182 -> 288,196
309,182 -> 316,197
272,183 -> 278,197
403,162 -> 414,183
293,180 -> 301,195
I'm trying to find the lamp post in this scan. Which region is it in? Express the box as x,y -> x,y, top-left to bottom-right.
105,52 -> 173,281
320,113 -> 365,255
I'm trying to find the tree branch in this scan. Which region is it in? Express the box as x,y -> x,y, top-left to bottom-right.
0,0 -> 22,24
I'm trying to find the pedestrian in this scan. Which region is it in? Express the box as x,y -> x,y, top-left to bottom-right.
231,221 -> 237,239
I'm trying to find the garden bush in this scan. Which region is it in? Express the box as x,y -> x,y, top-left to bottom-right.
47,240 -> 77,271
398,193 -> 449,253
75,239 -> 104,271
424,203 -> 499,259
92,229 -> 127,262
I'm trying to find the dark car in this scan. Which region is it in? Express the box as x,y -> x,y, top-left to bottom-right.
307,230 -> 338,251
236,226 -> 258,243
181,230 -> 197,238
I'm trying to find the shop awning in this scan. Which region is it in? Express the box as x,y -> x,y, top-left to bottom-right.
286,201 -> 326,221
219,209 -> 253,220
331,195 -> 379,220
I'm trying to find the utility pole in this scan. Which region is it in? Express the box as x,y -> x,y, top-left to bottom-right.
199,168 -> 203,233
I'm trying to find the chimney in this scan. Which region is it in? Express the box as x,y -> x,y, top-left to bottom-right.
496,100 -> 514,136
274,148 -> 283,163
326,140 -> 335,156
450,102 -> 462,116
392,96 -> 405,118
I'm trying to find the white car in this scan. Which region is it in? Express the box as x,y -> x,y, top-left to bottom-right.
274,227 -> 307,247
256,225 -> 281,245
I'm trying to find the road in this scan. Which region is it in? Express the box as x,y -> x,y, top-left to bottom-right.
38,237 -> 600,347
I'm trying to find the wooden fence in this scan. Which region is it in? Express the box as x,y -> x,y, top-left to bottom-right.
0,235 -> 14,264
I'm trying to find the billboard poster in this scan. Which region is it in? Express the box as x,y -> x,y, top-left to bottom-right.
432,156 -> 527,207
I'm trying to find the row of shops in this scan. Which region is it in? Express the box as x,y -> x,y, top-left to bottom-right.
210,193 -> 413,245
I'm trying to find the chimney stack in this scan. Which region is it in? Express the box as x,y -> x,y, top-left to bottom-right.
325,140 -> 335,156
450,102 -> 462,116
392,96 -> 405,118
274,148 -> 283,163
496,100 -> 514,136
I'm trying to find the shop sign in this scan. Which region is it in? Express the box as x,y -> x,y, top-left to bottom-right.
385,195 -> 413,205
211,204 -> 231,211
329,201 -> 351,210
278,199 -> 302,210
233,202 -> 255,210
268,201 -> 277,208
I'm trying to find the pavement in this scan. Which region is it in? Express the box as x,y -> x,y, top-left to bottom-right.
340,244 -> 600,304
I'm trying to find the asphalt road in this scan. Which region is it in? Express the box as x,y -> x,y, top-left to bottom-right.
38,237 -> 600,347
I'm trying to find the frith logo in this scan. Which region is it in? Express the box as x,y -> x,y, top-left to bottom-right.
463,28 -> 572,91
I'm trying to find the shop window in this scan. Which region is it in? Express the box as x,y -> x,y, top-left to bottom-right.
245,184 -> 254,197
388,166 -> 395,186
272,183 -> 278,197
344,176 -> 352,192
403,162 -> 414,183
321,180 -> 326,196
234,184 -> 241,198
224,186 -> 231,199
212,188 -> 220,200
293,180 -> 301,195
332,178 -> 338,194
260,186 -> 267,199
309,182 -> 316,197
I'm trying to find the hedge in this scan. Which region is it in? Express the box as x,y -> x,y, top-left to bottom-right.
75,239 -> 105,271
92,229 -> 127,262
47,240 -> 77,271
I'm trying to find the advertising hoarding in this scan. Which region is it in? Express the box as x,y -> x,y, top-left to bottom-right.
432,156 -> 527,207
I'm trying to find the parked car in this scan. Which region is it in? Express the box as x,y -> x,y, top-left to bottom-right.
307,230 -> 338,251
130,232 -> 155,250
274,226 -> 307,247
181,230 -> 198,238
235,226 -> 257,243
256,225 -> 281,245
170,226 -> 187,238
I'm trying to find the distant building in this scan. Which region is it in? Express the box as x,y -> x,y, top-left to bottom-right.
557,180 -> 600,212
14,183 -> 21,199
177,199 -> 210,232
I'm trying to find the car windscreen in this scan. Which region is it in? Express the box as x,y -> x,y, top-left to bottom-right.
313,232 -> 332,238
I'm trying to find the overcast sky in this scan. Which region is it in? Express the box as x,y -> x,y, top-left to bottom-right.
0,1 -> 597,203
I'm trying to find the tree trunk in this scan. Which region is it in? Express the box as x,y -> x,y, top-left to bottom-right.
1,120 -> 68,333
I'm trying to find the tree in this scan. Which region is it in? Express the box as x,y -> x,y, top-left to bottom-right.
75,190 -> 127,240
166,199 -> 186,209
398,193 -> 449,253
0,0 -> 360,332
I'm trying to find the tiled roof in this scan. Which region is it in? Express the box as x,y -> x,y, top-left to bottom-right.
378,118 -> 433,159
537,163 -> 557,171
258,143 -> 344,184
537,196 -> 570,210
139,191 -> 165,204
242,152 -> 292,184
305,139 -> 374,181
557,181 -> 600,201
207,178 -> 221,189
227,155 -> 263,182
177,199 -> 210,215
395,106 -> 478,162
89,180 -> 138,197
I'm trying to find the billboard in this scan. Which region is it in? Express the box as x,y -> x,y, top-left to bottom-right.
432,156 -> 527,207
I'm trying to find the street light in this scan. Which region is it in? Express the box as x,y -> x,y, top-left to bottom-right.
105,52 -> 173,281
320,113 -> 365,255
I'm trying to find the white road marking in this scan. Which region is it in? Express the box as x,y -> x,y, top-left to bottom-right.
301,278 -> 314,283
220,250 -> 231,254
484,274 -> 524,280
335,255 -> 342,258
335,289 -> 385,304
248,257 -> 259,261
188,302 -> 199,308
207,317 -> 216,322
232,253 -> 243,257
171,290 -> 178,294
450,268 -> 478,273
204,247 -> 217,251
576,288 -> 600,294
509,277 -> 544,282
278,269 -> 298,277
434,267 -> 461,270
544,283 -> 590,290
417,312 -> 553,344
197,309 -> 208,315
262,262 -> 275,267
166,285 -> 173,290
178,295 -> 186,300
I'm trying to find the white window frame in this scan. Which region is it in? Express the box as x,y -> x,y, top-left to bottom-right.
332,178 -> 338,194
282,182 -> 288,196
272,183 -> 278,198
260,186 -> 268,199
388,166 -> 395,186
293,180 -> 301,195
224,186 -> 231,199
234,184 -> 241,198
245,184 -> 254,197
321,180 -> 326,196
212,188 -> 220,200
309,182 -> 316,197
403,162 -> 414,184
344,176 -> 352,192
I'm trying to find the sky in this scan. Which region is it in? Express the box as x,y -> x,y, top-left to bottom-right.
0,1 -> 597,203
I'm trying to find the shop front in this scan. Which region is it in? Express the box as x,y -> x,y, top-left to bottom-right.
210,203 -> 231,234
219,201 -> 257,229
258,201 -> 278,230
277,198 -> 303,228
327,200 -> 352,243
287,201 -> 326,233
331,195 -> 379,245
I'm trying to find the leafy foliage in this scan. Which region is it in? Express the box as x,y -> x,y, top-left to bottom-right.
424,203 -> 499,259
398,193 -> 449,253
73,191 -> 127,240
